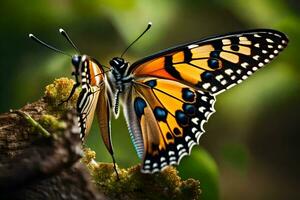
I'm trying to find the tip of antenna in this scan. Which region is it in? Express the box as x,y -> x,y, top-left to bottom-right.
148,22 -> 152,26
28,33 -> 34,38
59,28 -> 65,34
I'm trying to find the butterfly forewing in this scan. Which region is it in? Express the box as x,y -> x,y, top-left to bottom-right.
130,29 -> 288,95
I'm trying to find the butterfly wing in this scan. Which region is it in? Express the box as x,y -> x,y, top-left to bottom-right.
76,56 -> 114,155
123,78 -> 215,173
124,29 -> 288,173
129,29 -> 288,95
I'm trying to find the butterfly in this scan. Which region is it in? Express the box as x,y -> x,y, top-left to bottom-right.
30,23 -> 288,174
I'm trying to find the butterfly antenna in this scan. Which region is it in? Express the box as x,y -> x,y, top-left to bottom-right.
29,34 -> 71,57
120,22 -> 152,58
59,28 -> 81,54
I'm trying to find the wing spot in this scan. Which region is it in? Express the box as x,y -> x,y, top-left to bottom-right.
191,117 -> 199,125
266,38 -> 274,43
262,50 -> 268,54
258,62 -> 264,67
211,86 -> 217,92
254,34 -> 261,38
254,43 -> 260,48
231,75 -> 236,80
225,68 -> 234,75
269,54 -> 274,59
168,151 -> 175,156
170,161 -> 177,165
247,71 -> 252,75
222,39 -> 231,45
278,45 -> 283,49
201,96 -> 208,102
203,83 -> 211,89
242,75 -> 248,80
237,80 -> 242,84
161,162 -> 167,167
199,106 -> 205,113
236,69 -> 242,74
191,127 -> 198,133
185,136 -> 191,142
188,44 -> 198,49
274,50 -> 279,54
268,45 -> 273,49
221,79 -> 227,85
252,67 -> 258,71
264,59 -> 270,63
179,149 -> 187,155
144,165 -> 150,169
176,144 -> 183,150
170,157 -> 176,161
253,55 -> 260,60
216,74 -> 224,81
241,62 -> 249,68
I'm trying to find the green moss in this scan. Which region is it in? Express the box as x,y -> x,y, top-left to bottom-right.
44,77 -> 80,111
38,114 -> 67,134
82,148 -> 201,200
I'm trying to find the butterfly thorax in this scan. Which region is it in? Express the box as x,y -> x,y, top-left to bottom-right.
109,57 -> 133,116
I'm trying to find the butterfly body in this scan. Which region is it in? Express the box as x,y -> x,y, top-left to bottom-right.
108,57 -> 134,116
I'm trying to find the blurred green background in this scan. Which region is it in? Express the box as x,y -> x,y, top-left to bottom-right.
1,0 -> 299,199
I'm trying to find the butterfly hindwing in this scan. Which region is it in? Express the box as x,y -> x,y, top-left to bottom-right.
128,78 -> 215,173
129,29 -> 288,95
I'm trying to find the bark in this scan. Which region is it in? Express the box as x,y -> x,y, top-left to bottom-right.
0,100 -> 107,200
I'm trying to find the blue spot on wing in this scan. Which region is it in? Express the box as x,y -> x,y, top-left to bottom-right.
154,107 -> 168,121
134,97 -> 147,119
175,110 -> 189,126
183,104 -> 196,115
182,88 -> 195,102
145,79 -> 157,88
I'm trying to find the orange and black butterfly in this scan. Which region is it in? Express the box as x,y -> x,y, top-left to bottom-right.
30,23 -> 288,174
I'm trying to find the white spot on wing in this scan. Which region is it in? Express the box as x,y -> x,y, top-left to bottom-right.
253,55 -> 260,60
199,107 -> 205,113
191,117 -> 199,125
241,62 -> 249,68
188,44 -> 198,49
203,83 -> 211,89
221,79 -> 227,85
225,69 -> 234,75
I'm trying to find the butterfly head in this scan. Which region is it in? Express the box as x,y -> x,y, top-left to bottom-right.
71,55 -> 81,69
110,57 -> 129,75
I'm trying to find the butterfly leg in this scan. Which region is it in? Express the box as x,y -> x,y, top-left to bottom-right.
111,154 -> 120,180
59,82 -> 80,105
